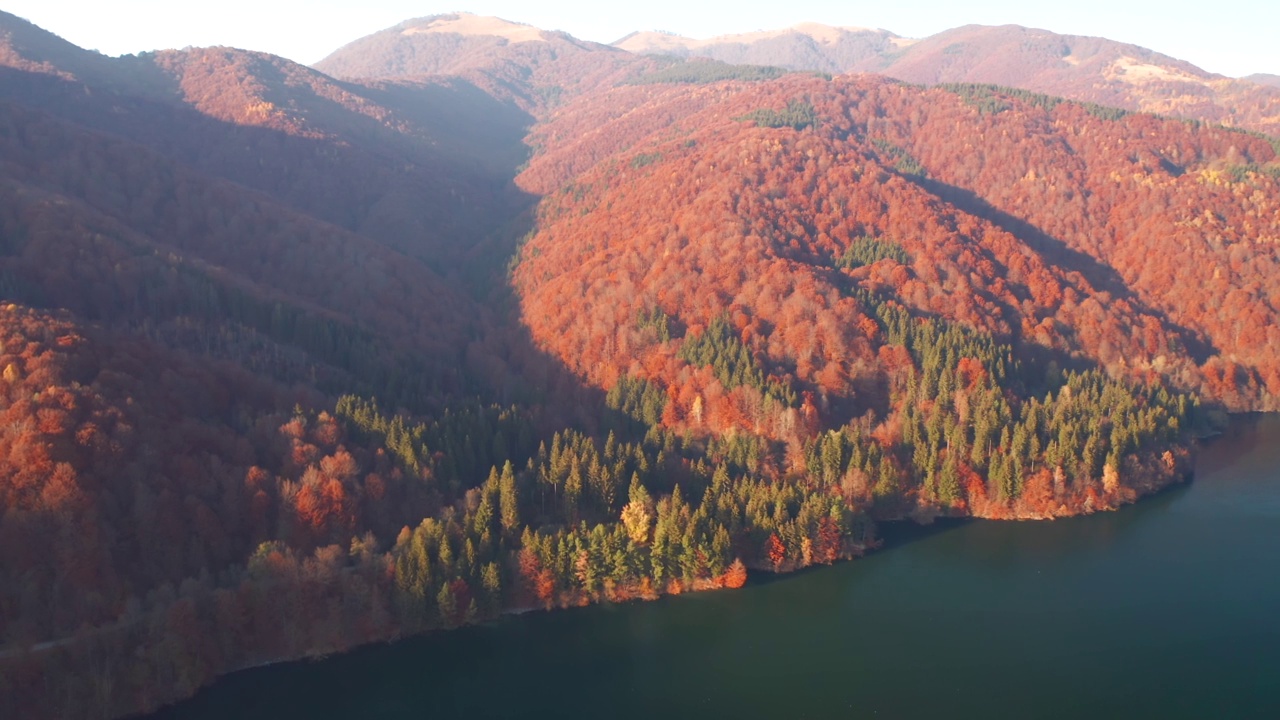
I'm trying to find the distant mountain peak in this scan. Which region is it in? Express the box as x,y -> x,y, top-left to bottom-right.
0,9 -> 101,79
1104,55 -> 1207,85
399,12 -> 549,44
1245,73 -> 1280,88
314,12 -> 611,81
787,22 -> 884,42
614,22 -> 895,54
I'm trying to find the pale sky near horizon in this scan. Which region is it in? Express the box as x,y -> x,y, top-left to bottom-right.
5,0 -> 1277,77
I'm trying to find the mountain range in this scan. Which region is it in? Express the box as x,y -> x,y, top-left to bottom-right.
0,10 -> 1277,720
615,22 -> 1280,136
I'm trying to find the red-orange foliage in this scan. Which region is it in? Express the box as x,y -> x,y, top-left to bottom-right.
0,302 -> 455,717
536,569 -> 557,609
814,516 -> 843,565
765,533 -> 787,571
723,559 -> 748,589
1,16 -> 1272,719
515,74 -> 1280,444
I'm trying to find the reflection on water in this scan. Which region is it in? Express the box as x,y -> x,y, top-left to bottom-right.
151,416 -> 1280,720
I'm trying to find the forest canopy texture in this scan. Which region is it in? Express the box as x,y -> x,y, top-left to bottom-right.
0,10 -> 1278,720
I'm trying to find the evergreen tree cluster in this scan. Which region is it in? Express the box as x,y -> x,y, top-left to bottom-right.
738,100 -> 818,130
840,258 -> 1192,509
631,152 -> 664,169
635,305 -> 674,343
384,423 -> 870,621
706,431 -> 769,474
939,83 -> 1131,121
334,395 -> 535,492
869,139 -> 927,178
836,236 -> 914,269
628,59 -> 790,85
678,315 -> 798,406
606,374 -> 668,427
390,461 -> 516,631
1224,162 -> 1280,183
804,426 -> 902,504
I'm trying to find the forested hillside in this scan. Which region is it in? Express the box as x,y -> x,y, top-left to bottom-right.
515,75 -> 1274,520
517,76 -> 1279,415
0,13 -> 538,276
0,12 -> 585,717
0,11 -> 1277,720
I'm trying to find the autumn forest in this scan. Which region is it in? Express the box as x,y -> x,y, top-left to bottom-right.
0,10 -> 1278,719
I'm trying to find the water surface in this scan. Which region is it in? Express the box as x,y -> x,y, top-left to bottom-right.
154,415 -> 1280,719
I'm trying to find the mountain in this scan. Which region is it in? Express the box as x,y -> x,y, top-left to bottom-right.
0,13 -> 573,717
2,11 -> 1279,720
515,74 -> 1280,429
614,23 -> 905,74
1246,73 -> 1280,88
316,13 -> 596,77
0,9 -> 162,91
863,25 -> 1280,136
614,23 -> 1280,136
313,12 -> 645,111
0,14 -> 539,274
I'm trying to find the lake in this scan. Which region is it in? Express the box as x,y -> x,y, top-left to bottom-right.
150,415 -> 1280,719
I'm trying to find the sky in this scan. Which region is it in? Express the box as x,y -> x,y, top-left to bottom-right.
6,0 -> 1277,77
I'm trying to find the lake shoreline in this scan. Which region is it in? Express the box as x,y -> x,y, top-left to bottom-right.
133,436 -> 1209,718
141,414 -> 1280,719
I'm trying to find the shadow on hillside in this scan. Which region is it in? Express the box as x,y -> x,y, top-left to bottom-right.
0,61 -> 535,277
915,176 -> 1218,364
0,60 -> 633,440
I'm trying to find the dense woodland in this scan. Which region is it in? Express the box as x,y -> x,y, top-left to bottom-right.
0,10 -> 1277,720
516,76 -> 1280,417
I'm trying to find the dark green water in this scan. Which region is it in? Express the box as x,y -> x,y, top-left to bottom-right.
155,416 -> 1280,719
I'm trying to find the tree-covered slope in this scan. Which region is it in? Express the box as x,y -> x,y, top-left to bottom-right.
2,13 -> 1277,720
